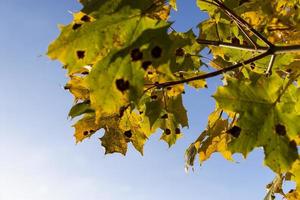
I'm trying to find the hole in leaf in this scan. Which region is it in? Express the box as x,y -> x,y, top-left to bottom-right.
72,23 -> 82,30
275,124 -> 286,136
175,128 -> 180,134
151,46 -> 162,58
227,126 -> 241,138
250,63 -> 255,70
81,15 -> 91,22
116,79 -> 130,92
175,48 -> 185,57
83,131 -> 89,136
131,48 -> 143,61
124,130 -> 132,138
147,71 -> 153,75
142,61 -> 152,70
76,50 -> 85,59
165,129 -> 171,135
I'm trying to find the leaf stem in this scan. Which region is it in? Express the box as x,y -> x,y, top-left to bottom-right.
265,54 -> 276,76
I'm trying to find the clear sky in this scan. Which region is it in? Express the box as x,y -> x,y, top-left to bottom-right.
0,1 -> 277,200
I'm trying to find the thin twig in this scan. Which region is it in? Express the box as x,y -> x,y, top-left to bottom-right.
196,39 -> 300,54
235,22 -> 258,49
196,39 -> 268,52
274,74 -> 300,104
265,54 -> 276,76
211,0 -> 273,47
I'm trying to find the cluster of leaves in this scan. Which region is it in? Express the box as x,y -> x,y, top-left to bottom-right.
48,0 -> 300,198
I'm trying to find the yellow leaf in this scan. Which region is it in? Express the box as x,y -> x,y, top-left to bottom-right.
73,114 -> 101,143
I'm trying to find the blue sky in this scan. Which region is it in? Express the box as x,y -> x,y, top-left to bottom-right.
0,1 -> 277,199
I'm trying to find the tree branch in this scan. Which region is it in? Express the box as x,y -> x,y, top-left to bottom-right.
149,0 -> 300,90
155,51 -> 270,88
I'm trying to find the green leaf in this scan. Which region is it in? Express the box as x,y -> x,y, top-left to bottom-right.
101,126 -> 128,155
214,72 -> 300,173
145,100 -> 163,128
168,94 -> 188,127
160,113 -> 183,147
69,101 -> 93,119
48,0 -> 169,75
119,110 -> 150,155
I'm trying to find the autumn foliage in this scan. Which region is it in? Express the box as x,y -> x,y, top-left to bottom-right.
48,0 -> 300,198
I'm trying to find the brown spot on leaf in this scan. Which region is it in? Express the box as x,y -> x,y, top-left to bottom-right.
289,189 -> 295,193
231,37 -> 240,45
161,114 -> 168,119
72,23 -> 82,30
89,130 -> 95,134
81,15 -> 91,22
76,50 -> 85,59
243,40 -> 249,46
227,126 -> 241,138
124,130 -> 132,138
250,63 -> 255,70
83,131 -> 89,136
131,48 -> 143,61
175,128 -> 180,134
81,71 -> 89,75
151,46 -> 162,58
151,95 -> 158,100
116,79 -> 130,92
142,61 -> 152,70
275,124 -> 286,136
165,128 -> 171,135
64,85 -> 71,90
119,106 -> 127,117
289,140 -> 297,149
175,48 -> 185,57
